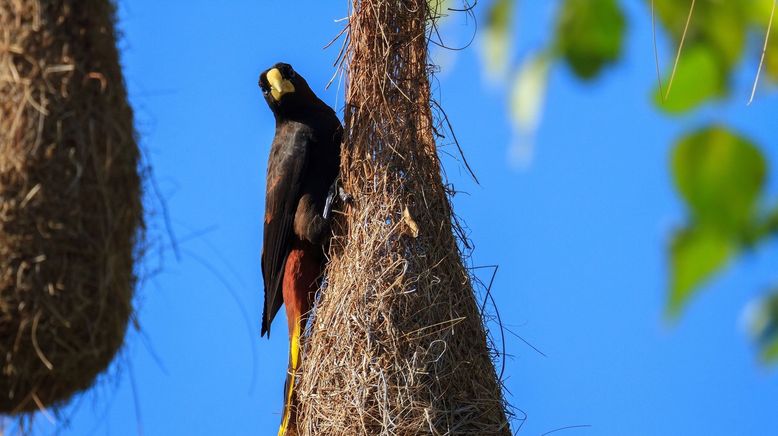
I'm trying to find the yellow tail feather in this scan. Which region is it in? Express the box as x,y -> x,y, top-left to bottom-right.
278,320 -> 302,436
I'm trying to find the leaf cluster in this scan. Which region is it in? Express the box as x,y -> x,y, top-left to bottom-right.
481,0 -> 778,362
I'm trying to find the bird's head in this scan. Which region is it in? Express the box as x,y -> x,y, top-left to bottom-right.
258,63 -> 316,116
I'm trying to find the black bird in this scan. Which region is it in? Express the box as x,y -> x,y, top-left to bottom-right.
258,62 -> 342,436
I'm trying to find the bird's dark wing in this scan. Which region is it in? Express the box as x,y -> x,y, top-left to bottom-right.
261,123 -> 310,337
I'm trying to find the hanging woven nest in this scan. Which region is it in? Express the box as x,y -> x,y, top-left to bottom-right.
0,0 -> 143,413
294,0 -> 511,434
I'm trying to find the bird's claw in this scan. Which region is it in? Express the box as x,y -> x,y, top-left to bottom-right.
323,178 -> 353,220
323,192 -> 335,221
338,186 -> 352,204
323,178 -> 351,220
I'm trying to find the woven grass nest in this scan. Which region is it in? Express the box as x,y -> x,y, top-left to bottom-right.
0,0 -> 142,413
293,0 -> 512,434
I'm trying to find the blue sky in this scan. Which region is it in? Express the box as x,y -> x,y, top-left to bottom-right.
11,1 -> 778,435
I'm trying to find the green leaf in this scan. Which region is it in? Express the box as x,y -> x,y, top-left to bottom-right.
654,44 -> 725,113
556,0 -> 626,80
746,291 -> 778,364
672,127 -> 766,235
510,53 -> 551,133
483,0 -> 515,76
763,341 -> 778,364
652,0 -> 749,68
650,0 -> 750,108
668,226 -> 733,317
750,0 -> 775,24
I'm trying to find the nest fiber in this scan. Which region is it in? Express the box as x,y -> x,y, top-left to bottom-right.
0,0 -> 142,413
294,0 -> 511,434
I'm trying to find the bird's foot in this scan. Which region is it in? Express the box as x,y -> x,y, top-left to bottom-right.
338,186 -> 352,204
323,178 -> 352,220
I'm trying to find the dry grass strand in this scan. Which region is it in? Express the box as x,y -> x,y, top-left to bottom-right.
294,1 -> 511,434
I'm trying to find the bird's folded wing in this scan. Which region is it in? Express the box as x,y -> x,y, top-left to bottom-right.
261,125 -> 310,337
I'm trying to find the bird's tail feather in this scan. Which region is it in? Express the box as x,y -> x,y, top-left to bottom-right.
278,318 -> 302,436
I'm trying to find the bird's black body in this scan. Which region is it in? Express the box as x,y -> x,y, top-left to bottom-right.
259,63 -> 341,337
258,63 -> 341,435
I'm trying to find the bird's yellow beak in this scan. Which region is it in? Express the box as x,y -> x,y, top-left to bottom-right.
267,68 -> 295,101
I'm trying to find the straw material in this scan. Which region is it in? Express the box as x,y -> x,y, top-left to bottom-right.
0,0 -> 142,413
294,1 -> 511,434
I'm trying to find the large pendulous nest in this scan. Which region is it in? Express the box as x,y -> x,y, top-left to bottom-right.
294,0 -> 511,434
0,0 -> 142,413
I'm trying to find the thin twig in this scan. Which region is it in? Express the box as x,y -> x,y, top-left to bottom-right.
431,100 -> 479,185
665,0 -> 696,100
128,362 -> 144,436
748,0 -> 777,105
541,424 -> 593,436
